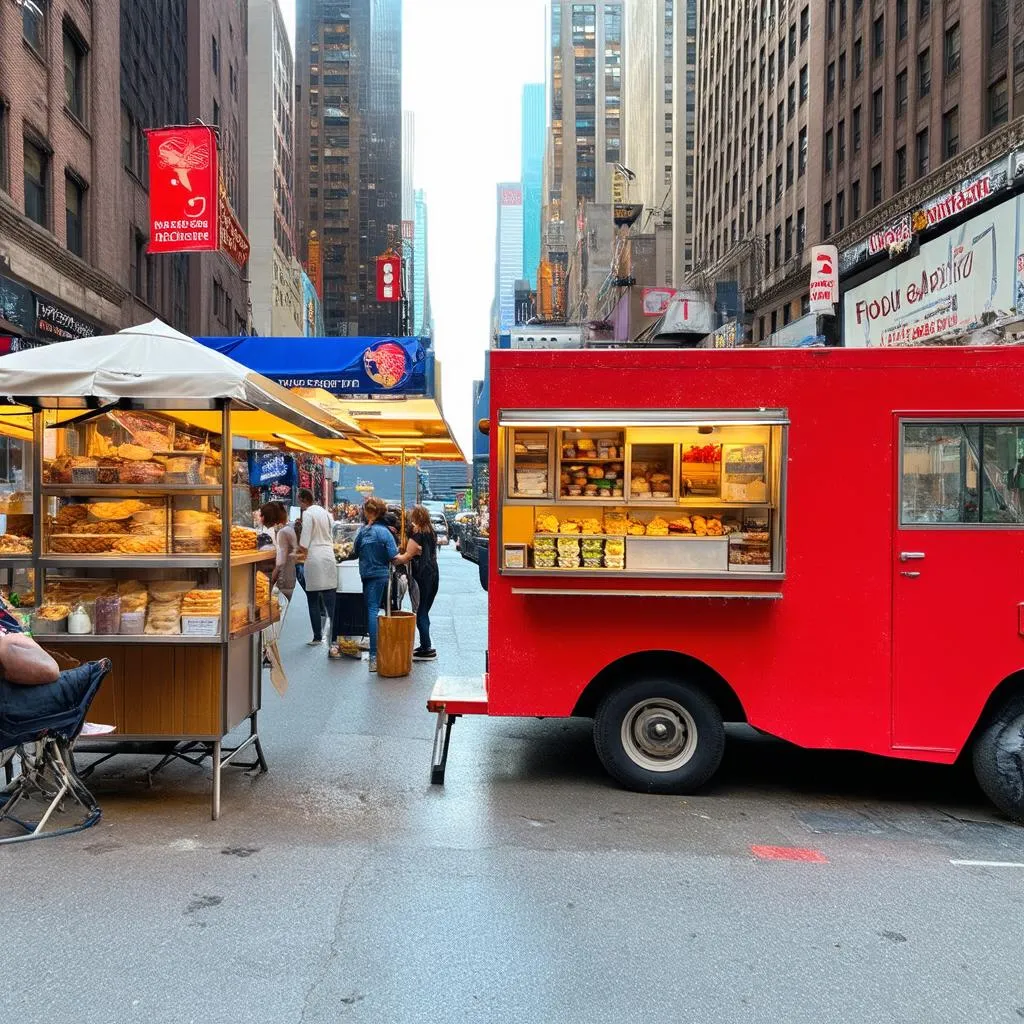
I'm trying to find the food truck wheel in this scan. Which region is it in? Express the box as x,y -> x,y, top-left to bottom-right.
972,694 -> 1024,822
594,680 -> 725,794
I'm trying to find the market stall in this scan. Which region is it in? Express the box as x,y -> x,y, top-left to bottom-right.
0,320 -> 362,818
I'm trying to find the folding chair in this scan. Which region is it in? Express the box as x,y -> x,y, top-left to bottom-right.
0,659 -> 111,845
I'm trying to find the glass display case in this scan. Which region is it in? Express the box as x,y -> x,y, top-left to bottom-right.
0,435 -> 34,559
498,413 -> 786,578
507,428 -> 553,499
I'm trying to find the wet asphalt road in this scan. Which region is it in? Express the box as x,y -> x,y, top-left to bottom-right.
5,548 -> 1024,1022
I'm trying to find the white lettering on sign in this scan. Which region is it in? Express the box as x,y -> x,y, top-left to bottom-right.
382,260 -> 395,300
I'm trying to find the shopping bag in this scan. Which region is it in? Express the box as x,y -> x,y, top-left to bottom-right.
264,597 -> 290,696
376,571 -> 415,678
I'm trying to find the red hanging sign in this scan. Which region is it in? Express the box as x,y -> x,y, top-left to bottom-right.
145,125 -> 220,255
376,254 -> 401,303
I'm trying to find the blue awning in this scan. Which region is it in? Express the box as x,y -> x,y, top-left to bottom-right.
197,335 -> 434,397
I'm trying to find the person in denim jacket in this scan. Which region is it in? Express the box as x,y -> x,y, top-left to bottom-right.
352,497 -> 398,672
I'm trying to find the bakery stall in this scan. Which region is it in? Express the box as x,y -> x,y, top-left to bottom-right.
499,414 -> 785,578
0,320 -> 363,818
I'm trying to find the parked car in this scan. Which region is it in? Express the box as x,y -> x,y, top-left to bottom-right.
431,515 -> 449,546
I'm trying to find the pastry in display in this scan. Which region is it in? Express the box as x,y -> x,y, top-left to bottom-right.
182,589 -> 222,617
89,500 -> 150,521
646,517 -> 669,536
118,460 -> 165,484
110,411 -> 175,452
627,519 -> 647,536
54,504 -> 89,529
145,597 -> 183,635
50,534 -> 122,553
586,465 -> 604,480
631,476 -> 651,498
97,458 -> 122,484
575,438 -> 595,453
118,580 -> 149,613
0,534 -> 31,554
705,518 -> 724,537
230,525 -> 258,551
230,604 -> 250,632
558,520 -> 581,534
36,603 -> 71,621
692,515 -> 708,537
583,484 -> 599,497
668,517 -> 693,534
535,514 -> 559,534
112,535 -> 165,554
148,580 -> 193,602
68,520 -> 124,535
581,518 -> 602,535
116,444 -> 154,462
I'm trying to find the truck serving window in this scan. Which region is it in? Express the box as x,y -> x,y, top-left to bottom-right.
497,410 -> 787,579
901,422 -> 1024,525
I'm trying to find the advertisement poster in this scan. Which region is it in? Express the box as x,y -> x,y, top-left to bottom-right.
376,254 -> 401,302
301,272 -> 324,337
808,245 -> 838,313
146,125 -> 220,255
641,287 -> 677,317
843,196 -> 1019,347
249,451 -> 294,487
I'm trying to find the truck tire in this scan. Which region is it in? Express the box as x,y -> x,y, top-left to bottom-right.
593,678 -> 725,794
972,693 -> 1024,822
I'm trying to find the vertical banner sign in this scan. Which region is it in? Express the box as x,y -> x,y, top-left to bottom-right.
306,231 -> 323,300
145,125 -> 219,254
376,254 -> 401,302
808,245 -> 839,313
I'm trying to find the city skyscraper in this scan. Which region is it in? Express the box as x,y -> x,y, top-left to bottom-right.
521,83 -> 545,289
248,0 -> 301,336
402,110 -> 416,222
295,0 -> 403,337
494,184 -> 524,333
413,188 -> 432,336
542,2 -> 624,258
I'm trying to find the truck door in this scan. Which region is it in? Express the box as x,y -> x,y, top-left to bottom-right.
893,419 -> 1024,751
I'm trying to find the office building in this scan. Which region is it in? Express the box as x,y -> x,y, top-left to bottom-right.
248,0 -> 301,336
402,109 -> 415,221
296,0 -> 403,338
543,2 -> 625,256
521,83 -> 545,288
494,184 -> 524,333
413,188 -> 432,336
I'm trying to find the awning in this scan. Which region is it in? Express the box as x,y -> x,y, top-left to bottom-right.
197,334 -> 465,462
0,319 -> 368,451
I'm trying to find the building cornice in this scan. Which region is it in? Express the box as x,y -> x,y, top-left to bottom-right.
0,194 -> 127,308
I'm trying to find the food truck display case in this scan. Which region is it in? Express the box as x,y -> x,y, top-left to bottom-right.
428,346 -> 1024,821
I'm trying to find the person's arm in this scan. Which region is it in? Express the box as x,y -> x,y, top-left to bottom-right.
393,537 -> 422,566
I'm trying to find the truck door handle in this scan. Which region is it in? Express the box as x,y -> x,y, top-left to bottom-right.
899,552 -> 926,561
900,571 -> 921,578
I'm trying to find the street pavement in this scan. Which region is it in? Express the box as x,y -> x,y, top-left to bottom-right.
4,548 -> 1024,1022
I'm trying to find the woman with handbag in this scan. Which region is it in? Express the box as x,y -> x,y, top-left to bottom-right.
351,497 -> 398,672
393,505 -> 439,661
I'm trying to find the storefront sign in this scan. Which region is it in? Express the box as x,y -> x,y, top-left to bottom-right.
842,154 -> 1019,274
808,245 -> 839,312
218,176 -> 250,268
145,125 -> 220,255
641,287 -> 677,317
249,451 -> 294,487
0,336 -> 43,354
843,195 -> 1019,347
613,203 -> 643,227
35,298 -> 99,340
376,254 -> 401,302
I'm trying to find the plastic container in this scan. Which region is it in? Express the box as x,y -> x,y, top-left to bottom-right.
94,594 -> 122,635
119,609 -> 146,635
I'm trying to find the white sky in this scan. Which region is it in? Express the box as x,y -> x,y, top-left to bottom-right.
278,0 -> 548,457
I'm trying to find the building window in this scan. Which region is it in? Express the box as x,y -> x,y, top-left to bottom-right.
800,64 -> 808,102
918,49 -> 931,97
945,23 -> 960,75
919,0 -> 930,17
785,215 -> 793,260
788,82 -> 796,117
823,200 -> 833,237
213,100 -> 220,127
873,15 -> 884,59
789,24 -> 797,63
824,128 -> 834,172
852,105 -> 862,150
826,61 -> 835,103
991,0 -> 1009,47
798,126 -> 807,176
837,189 -> 845,229
890,73 -> 906,122
774,226 -> 782,265
854,37 -> 863,78
852,179 -> 861,220
828,0 -> 836,37
786,142 -> 794,186
839,52 -> 847,92
23,138 -> 47,227
766,114 -> 773,152
776,163 -> 783,201
23,0 -> 45,55
63,23 -> 86,122
800,5 -> 809,42
873,87 -> 884,135
897,0 -> 908,40
942,106 -> 959,158
895,145 -> 907,190
65,173 -> 84,256
989,77 -> 1009,129
777,103 -> 784,142
871,163 -> 883,207
797,207 -> 805,250
837,119 -> 846,164
916,127 -> 930,178
212,35 -> 220,76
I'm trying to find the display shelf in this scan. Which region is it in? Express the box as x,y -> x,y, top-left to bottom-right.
38,555 -> 223,570
626,534 -> 729,540
534,533 -> 627,540
229,618 -> 277,640
41,485 -> 222,498
229,549 -> 276,565
500,566 -> 785,580
677,499 -> 775,509
35,633 -> 223,645
559,457 -> 625,464
0,556 -> 34,567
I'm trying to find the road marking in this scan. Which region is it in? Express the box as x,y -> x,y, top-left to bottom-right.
751,844 -> 828,863
950,859 -> 1024,868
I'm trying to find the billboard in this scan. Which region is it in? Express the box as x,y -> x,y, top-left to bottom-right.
306,231 -> 323,299
145,125 -> 219,255
376,254 -> 401,302
843,195 -> 1019,347
641,287 -> 677,317
301,272 -> 324,337
808,245 -> 838,312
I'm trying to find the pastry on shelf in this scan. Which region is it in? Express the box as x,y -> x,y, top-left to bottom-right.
558,520 -> 582,535
112,535 -> 165,554
646,517 -> 669,537
535,514 -> 559,534
581,518 -> 602,535
692,515 -> 708,537
89,500 -> 150,521
668,517 -> 693,534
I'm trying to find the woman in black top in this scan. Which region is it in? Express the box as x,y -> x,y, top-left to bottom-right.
393,504 -> 439,661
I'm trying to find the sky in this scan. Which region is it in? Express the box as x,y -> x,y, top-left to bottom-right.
278,0 -> 548,458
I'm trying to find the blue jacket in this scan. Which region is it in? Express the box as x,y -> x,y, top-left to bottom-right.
354,522 -> 398,580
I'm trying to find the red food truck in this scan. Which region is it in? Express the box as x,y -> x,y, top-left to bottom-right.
427,345 -> 1024,819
